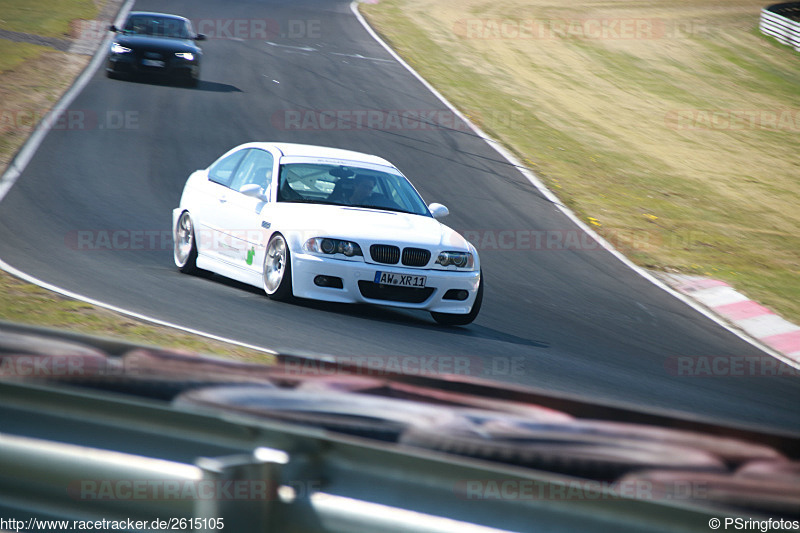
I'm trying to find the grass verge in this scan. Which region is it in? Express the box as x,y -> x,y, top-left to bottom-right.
0,269 -> 275,362
360,0 -> 800,324
0,0 -> 97,37
0,40 -> 48,74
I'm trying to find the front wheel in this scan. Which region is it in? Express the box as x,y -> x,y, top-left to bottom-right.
174,211 -> 198,274
264,233 -> 293,300
431,270 -> 483,326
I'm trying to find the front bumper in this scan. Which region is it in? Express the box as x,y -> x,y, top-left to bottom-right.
107,53 -> 199,80
291,252 -> 480,314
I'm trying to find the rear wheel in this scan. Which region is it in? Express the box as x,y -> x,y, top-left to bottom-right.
174,211 -> 198,274
264,233 -> 293,300
431,270 -> 483,326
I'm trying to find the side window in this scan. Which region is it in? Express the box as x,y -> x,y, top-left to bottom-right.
229,149 -> 274,192
208,149 -> 246,187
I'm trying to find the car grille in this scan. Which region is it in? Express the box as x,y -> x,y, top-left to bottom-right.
370,245 -> 431,267
134,49 -> 171,72
370,244 -> 400,264
402,247 -> 430,267
358,281 -> 434,304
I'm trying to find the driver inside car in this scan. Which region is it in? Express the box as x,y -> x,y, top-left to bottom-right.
348,174 -> 377,205
328,173 -> 376,205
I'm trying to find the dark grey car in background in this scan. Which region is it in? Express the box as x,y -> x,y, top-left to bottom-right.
106,11 -> 205,86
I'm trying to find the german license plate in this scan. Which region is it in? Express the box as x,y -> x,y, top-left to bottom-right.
374,271 -> 426,288
142,59 -> 165,67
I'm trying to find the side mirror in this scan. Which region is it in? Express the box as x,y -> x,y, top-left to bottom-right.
429,203 -> 449,219
195,33 -> 206,41
108,24 -> 119,32
240,184 -> 269,201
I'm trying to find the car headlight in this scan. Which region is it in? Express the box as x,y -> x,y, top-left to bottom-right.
175,52 -> 195,60
435,251 -> 474,269
110,42 -> 132,54
304,238 -> 363,258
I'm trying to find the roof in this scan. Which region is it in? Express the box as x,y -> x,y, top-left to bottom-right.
126,11 -> 190,22
247,142 -> 396,168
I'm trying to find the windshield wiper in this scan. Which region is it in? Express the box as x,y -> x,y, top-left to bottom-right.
281,198 -> 328,205
346,204 -> 413,214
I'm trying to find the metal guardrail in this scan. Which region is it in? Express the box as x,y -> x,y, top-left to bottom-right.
1,321 -> 798,532
760,2 -> 800,50
0,380 -> 729,533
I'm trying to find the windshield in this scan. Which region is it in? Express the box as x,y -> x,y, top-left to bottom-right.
122,14 -> 191,39
277,162 -> 430,216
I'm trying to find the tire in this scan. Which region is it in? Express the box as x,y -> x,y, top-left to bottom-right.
264,233 -> 293,300
174,211 -> 198,274
431,269 -> 483,326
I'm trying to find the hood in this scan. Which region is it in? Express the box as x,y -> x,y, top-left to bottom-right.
114,34 -> 200,54
271,204 -> 471,251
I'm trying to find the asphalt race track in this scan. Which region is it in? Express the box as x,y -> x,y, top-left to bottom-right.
0,0 -> 798,431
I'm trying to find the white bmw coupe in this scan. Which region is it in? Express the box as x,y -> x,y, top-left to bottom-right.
173,142 -> 482,325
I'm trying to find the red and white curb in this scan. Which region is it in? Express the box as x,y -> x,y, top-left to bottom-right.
656,272 -> 800,365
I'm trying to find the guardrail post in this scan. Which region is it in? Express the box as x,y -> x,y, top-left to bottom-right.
194,447 -> 289,532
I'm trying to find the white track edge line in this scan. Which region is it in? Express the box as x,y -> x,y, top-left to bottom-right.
0,258 -> 278,355
350,1 -> 800,371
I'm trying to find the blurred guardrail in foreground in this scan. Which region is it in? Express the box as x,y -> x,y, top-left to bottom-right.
1,320 -> 799,532
760,2 -> 800,50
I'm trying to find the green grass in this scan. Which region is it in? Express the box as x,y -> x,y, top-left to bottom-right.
361,0 -> 800,324
0,0 -> 97,37
0,40 -> 46,73
0,269 -> 276,362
